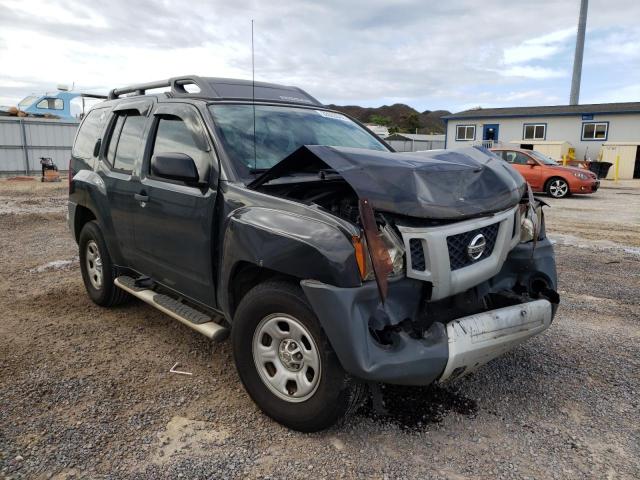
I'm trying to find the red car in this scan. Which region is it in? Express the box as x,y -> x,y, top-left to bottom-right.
491,147 -> 599,198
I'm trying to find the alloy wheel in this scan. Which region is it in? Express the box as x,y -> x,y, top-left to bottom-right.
549,179 -> 568,198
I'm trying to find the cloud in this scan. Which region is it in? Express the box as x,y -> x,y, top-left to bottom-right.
499,66 -> 567,80
0,0 -> 638,112
503,28 -> 575,65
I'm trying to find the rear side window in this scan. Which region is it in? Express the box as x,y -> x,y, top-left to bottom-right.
36,98 -> 64,110
105,113 -> 146,173
72,108 -> 108,159
501,151 -> 530,165
152,116 -> 210,181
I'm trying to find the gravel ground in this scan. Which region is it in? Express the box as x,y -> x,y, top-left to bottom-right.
0,179 -> 638,480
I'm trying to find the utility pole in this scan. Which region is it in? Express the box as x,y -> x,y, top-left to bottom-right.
569,0 -> 588,105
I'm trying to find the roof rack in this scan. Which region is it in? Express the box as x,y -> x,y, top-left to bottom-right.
81,93 -> 107,100
108,75 -> 215,100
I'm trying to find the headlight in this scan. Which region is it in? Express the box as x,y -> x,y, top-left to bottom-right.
519,203 -> 544,243
380,224 -> 405,276
573,171 -> 589,180
352,225 -> 405,281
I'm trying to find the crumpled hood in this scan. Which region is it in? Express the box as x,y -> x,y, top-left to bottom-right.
249,145 -> 527,220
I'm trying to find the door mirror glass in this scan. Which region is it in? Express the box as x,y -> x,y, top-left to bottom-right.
151,152 -> 200,184
527,158 -> 537,166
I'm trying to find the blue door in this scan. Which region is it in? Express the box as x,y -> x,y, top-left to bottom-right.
483,124 -> 499,144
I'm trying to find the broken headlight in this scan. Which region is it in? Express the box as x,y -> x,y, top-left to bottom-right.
352,225 -> 405,281
380,224 -> 405,277
519,202 -> 544,243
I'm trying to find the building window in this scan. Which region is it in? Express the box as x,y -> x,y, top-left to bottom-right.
582,122 -> 608,141
523,123 -> 546,140
456,125 -> 475,141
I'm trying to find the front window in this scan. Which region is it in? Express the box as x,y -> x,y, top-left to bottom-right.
18,96 -> 38,108
209,104 -> 388,175
152,116 -> 211,181
456,125 -> 475,141
529,150 -> 559,165
523,124 -> 546,140
582,122 -> 608,140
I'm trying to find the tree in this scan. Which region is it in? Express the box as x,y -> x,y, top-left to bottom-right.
399,112 -> 421,133
368,114 -> 392,126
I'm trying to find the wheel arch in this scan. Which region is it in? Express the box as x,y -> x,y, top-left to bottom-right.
217,207 -> 362,321
73,204 -> 97,242
227,261 -> 301,320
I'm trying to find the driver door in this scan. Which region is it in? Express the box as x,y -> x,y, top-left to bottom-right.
132,103 -> 218,307
501,150 -> 541,190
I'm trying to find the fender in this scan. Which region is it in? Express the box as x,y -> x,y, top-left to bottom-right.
218,206 -> 362,318
70,169 -> 126,266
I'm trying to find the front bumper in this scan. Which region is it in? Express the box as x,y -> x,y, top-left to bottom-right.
571,179 -> 599,193
439,299 -> 552,381
300,238 -> 558,386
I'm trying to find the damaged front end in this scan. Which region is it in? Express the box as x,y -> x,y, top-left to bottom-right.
250,145 -> 560,385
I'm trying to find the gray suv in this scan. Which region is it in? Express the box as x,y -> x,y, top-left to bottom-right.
68,75 -> 559,431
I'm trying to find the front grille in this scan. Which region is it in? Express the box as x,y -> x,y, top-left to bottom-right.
409,238 -> 426,271
447,222 -> 499,270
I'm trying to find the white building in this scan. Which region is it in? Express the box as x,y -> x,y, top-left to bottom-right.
364,124 -> 390,138
443,102 -> 640,165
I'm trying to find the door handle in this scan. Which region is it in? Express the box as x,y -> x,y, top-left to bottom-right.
134,193 -> 149,202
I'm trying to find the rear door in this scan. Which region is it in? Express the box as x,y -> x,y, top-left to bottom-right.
98,100 -> 153,262
132,103 -> 218,306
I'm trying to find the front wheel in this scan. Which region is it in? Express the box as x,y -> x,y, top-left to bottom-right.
546,177 -> 570,198
232,280 -> 364,432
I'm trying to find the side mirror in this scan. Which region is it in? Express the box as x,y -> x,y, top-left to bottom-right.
151,152 -> 200,184
527,159 -> 536,167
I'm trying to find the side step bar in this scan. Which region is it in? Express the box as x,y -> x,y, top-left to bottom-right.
114,276 -> 229,342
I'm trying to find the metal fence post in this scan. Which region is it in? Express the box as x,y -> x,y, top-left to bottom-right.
19,119 -> 29,175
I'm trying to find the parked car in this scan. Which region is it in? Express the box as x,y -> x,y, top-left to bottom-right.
491,147 -> 599,198
68,76 -> 559,431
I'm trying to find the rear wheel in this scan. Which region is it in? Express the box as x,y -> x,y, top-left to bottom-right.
232,280 -> 364,432
546,177 -> 569,198
79,221 -> 130,307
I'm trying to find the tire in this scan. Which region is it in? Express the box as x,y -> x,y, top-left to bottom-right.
78,220 -> 130,307
232,280 -> 364,432
546,177 -> 570,198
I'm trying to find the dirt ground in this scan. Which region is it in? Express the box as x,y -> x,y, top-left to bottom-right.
1,178 -> 639,480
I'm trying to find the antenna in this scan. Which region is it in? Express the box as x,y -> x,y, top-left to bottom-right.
251,19 -> 257,172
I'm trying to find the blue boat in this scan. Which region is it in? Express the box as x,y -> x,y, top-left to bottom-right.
8,88 -> 106,121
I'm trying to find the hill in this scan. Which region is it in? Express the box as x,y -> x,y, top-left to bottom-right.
326,103 -> 451,134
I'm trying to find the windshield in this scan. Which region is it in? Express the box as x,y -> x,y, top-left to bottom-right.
529,150 -> 559,165
18,96 -> 39,108
209,104 -> 388,175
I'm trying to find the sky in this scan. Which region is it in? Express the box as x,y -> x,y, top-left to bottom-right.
0,0 -> 638,113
